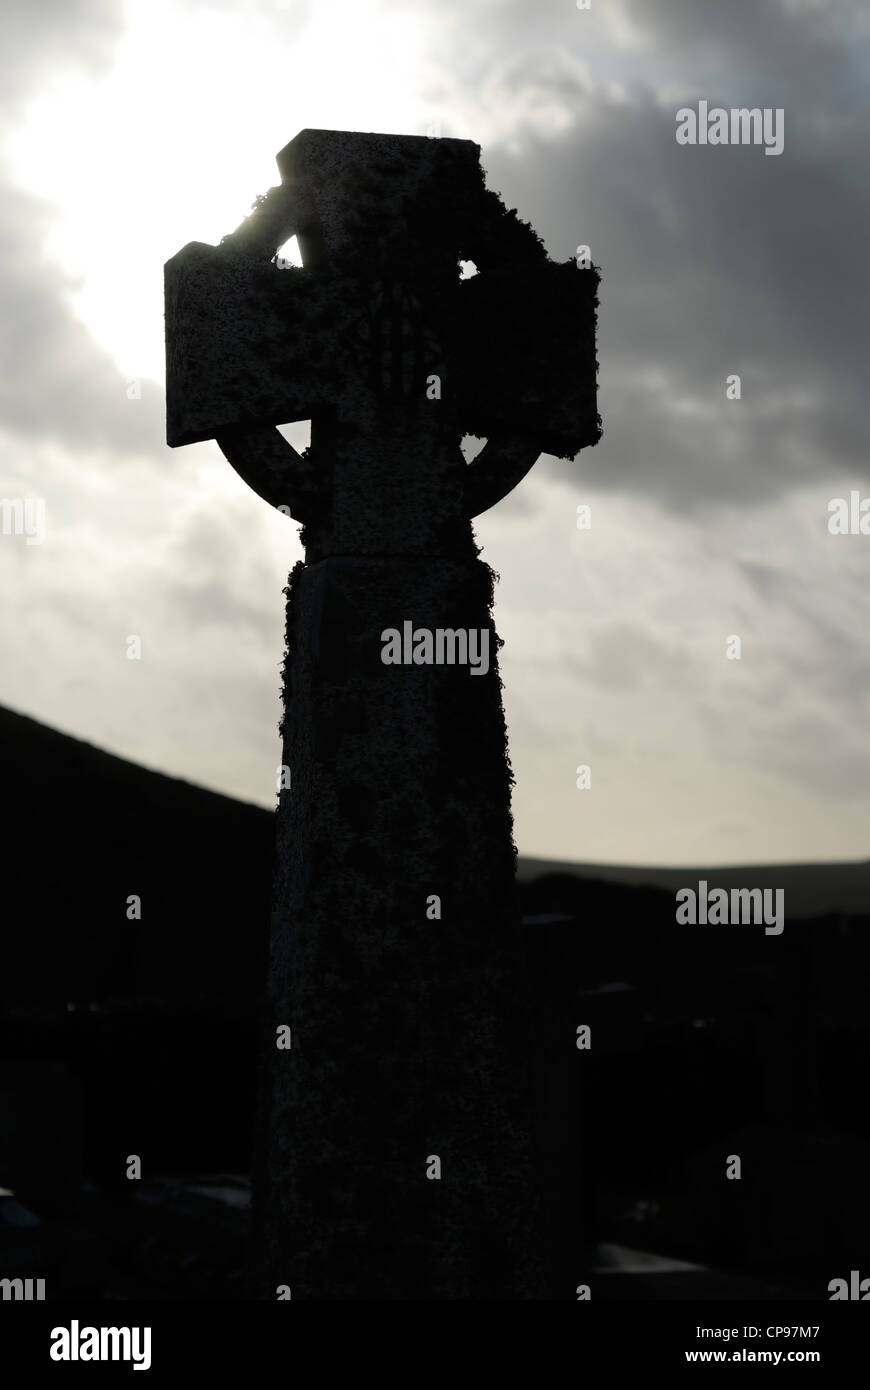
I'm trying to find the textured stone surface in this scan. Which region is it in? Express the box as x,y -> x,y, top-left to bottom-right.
252,555 -> 546,1298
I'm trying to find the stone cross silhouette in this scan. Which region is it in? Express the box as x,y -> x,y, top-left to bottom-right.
165,128 -> 599,1300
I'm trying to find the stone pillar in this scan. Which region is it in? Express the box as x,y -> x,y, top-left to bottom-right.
250,552 -> 546,1299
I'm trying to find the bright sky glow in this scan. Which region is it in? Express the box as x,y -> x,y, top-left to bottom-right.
5,0 -> 433,382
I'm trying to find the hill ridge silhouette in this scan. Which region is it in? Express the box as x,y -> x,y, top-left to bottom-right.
2,703 -> 866,934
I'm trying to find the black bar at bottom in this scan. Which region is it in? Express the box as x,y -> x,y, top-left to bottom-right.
1,1299 -> 865,1377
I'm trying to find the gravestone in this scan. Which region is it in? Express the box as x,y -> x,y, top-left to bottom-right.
165,128 -> 599,1299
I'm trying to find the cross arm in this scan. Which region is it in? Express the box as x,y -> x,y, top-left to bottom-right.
453,260 -> 600,460
452,259 -> 600,516
164,241 -> 360,448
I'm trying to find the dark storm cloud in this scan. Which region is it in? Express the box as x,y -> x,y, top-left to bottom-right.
615,0 -> 869,87
398,0 -> 870,512
483,98 -> 869,509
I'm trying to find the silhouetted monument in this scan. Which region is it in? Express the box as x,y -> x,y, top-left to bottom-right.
165,128 -> 599,1298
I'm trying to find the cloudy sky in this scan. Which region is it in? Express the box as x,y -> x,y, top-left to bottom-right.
1,0 -> 869,866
